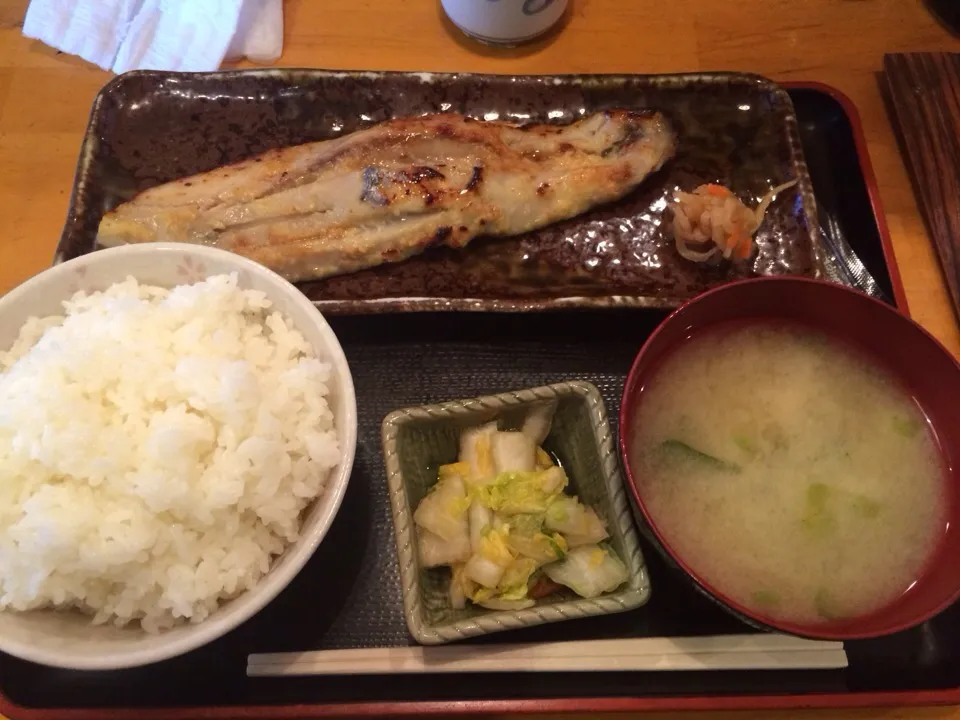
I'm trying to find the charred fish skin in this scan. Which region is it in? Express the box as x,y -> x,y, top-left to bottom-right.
96,110 -> 677,282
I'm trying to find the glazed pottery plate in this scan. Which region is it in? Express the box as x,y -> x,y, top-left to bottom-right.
57,69 -> 825,313
381,381 -> 649,644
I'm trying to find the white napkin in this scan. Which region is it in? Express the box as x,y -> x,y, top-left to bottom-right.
22,0 -> 143,71
22,0 -> 284,73
226,0 -> 284,63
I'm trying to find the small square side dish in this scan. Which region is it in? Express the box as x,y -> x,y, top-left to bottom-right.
381,380 -> 649,645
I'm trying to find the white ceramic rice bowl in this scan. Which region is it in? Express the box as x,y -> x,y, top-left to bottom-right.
0,243 -> 357,670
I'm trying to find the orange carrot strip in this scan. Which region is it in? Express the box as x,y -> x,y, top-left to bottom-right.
732,232 -> 753,259
702,184 -> 733,198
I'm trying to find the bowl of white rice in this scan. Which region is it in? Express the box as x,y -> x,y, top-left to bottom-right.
0,243 -> 357,670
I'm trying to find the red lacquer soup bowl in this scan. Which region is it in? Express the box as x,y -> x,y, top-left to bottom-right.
619,276 -> 960,640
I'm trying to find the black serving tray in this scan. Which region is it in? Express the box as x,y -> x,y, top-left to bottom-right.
2,85 -> 950,720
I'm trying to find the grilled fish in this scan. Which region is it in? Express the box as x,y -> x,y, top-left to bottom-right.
96,111 -> 677,282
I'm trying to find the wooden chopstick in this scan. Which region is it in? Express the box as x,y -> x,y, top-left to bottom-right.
247,634 -> 847,677
884,53 -> 960,319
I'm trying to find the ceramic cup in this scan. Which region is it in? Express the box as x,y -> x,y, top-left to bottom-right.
441,0 -> 568,45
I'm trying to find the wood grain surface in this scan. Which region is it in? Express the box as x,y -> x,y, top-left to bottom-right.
0,0 -> 957,358
884,52 -> 960,320
0,0 -> 959,719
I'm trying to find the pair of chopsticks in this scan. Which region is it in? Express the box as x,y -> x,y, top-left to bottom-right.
247,634 -> 847,677
883,53 -> 960,319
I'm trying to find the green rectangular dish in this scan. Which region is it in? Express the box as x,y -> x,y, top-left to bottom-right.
381,380 -> 650,645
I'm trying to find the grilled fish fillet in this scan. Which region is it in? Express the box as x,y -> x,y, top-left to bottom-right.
96,111 -> 677,282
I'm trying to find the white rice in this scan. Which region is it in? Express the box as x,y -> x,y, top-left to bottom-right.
0,273 -> 340,632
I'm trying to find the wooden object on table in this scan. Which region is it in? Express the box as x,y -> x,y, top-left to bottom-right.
246,635 -> 848,677
884,52 -> 960,321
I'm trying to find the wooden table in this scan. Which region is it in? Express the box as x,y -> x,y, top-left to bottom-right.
0,0 -> 958,719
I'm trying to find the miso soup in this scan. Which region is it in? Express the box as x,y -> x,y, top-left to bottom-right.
629,322 -> 946,625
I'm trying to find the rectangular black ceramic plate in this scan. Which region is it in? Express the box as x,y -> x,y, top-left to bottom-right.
55,69 -> 828,314
1,88 -> 951,720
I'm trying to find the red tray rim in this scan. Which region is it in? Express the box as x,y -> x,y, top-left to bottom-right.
0,80 -> 940,720
790,80 -> 910,315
